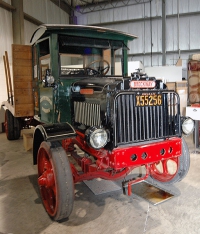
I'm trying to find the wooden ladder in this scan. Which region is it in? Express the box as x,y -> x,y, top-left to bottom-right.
3,51 -> 14,105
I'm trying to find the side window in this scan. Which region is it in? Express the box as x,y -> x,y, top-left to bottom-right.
40,55 -> 50,80
38,39 -> 50,80
39,38 -> 50,56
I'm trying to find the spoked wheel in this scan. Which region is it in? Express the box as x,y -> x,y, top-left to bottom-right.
149,138 -> 190,184
37,141 -> 74,221
5,109 -> 21,140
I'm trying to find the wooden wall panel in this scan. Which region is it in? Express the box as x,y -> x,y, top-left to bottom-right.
15,96 -> 33,105
13,45 -> 32,59
13,67 -> 32,77
14,88 -> 34,96
14,81 -> 33,89
13,59 -> 32,67
15,104 -> 34,117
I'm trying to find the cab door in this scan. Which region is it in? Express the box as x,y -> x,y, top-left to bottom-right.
39,54 -> 54,123
33,38 -> 55,124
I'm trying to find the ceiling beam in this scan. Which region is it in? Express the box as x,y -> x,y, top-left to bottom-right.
50,0 -> 72,15
0,0 -> 15,11
24,13 -> 43,26
77,0 -> 132,8
75,0 -> 151,14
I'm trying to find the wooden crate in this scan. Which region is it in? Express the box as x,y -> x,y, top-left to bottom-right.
166,82 -> 176,91
23,133 -> 33,151
176,81 -> 188,116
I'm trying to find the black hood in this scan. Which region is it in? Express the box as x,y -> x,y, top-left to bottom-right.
71,77 -> 123,92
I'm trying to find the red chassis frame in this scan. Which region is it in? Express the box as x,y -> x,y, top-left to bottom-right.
62,131 -> 182,195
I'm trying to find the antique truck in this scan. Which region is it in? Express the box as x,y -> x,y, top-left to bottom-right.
3,24 -> 193,221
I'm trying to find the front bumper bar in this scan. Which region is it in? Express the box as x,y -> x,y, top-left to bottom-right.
109,137 -> 182,170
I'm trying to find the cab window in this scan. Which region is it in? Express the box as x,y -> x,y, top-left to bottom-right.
59,35 -> 124,76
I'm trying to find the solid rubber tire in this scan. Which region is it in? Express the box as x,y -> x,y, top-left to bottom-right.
5,109 -> 20,140
37,141 -> 74,221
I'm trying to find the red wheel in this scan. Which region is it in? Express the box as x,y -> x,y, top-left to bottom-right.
149,138 -> 190,184
37,141 -> 74,221
150,157 -> 179,182
5,109 -> 20,140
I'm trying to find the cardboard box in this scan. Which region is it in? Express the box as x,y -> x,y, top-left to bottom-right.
23,133 -> 33,151
176,81 -> 188,116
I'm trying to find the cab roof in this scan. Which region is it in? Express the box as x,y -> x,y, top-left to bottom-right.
30,24 -> 138,44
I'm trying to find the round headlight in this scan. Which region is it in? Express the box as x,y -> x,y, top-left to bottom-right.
46,75 -> 55,84
86,127 -> 108,149
182,118 -> 194,135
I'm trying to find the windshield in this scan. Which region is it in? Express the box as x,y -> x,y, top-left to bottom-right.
59,35 -> 125,76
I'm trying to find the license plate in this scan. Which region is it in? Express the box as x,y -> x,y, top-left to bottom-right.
136,94 -> 162,106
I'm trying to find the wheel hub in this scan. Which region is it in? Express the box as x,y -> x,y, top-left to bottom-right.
38,169 -> 54,188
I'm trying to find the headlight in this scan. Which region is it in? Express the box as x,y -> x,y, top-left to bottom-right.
86,127 -> 108,149
46,75 -> 55,84
182,117 -> 194,135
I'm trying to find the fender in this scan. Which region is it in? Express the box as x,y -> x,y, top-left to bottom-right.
33,122 -> 76,164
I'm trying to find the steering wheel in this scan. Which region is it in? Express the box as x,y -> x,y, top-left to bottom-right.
86,59 -> 110,76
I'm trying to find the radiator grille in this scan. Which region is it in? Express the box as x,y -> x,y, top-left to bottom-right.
74,101 -> 101,126
114,91 -> 180,147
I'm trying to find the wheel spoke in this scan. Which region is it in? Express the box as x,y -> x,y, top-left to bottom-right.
150,157 -> 179,182
46,188 -> 56,212
41,187 -> 56,214
38,150 -> 52,174
40,156 -> 47,172
162,160 -> 169,174
38,145 -> 56,216
44,158 -> 52,170
169,157 -> 178,164
101,66 -> 108,72
4,120 -> 7,129
86,59 -> 110,75
4,123 -> 8,135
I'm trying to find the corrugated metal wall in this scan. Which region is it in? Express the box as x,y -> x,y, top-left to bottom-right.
0,0 -> 13,104
0,0 -> 69,104
23,0 -> 69,44
75,0 -> 200,79
1,0 -> 200,103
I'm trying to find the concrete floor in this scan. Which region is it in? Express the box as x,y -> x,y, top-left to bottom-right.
0,132 -> 200,234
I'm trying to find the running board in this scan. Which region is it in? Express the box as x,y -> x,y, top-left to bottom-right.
123,180 -> 175,205
83,178 -> 175,205
83,178 -> 121,195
